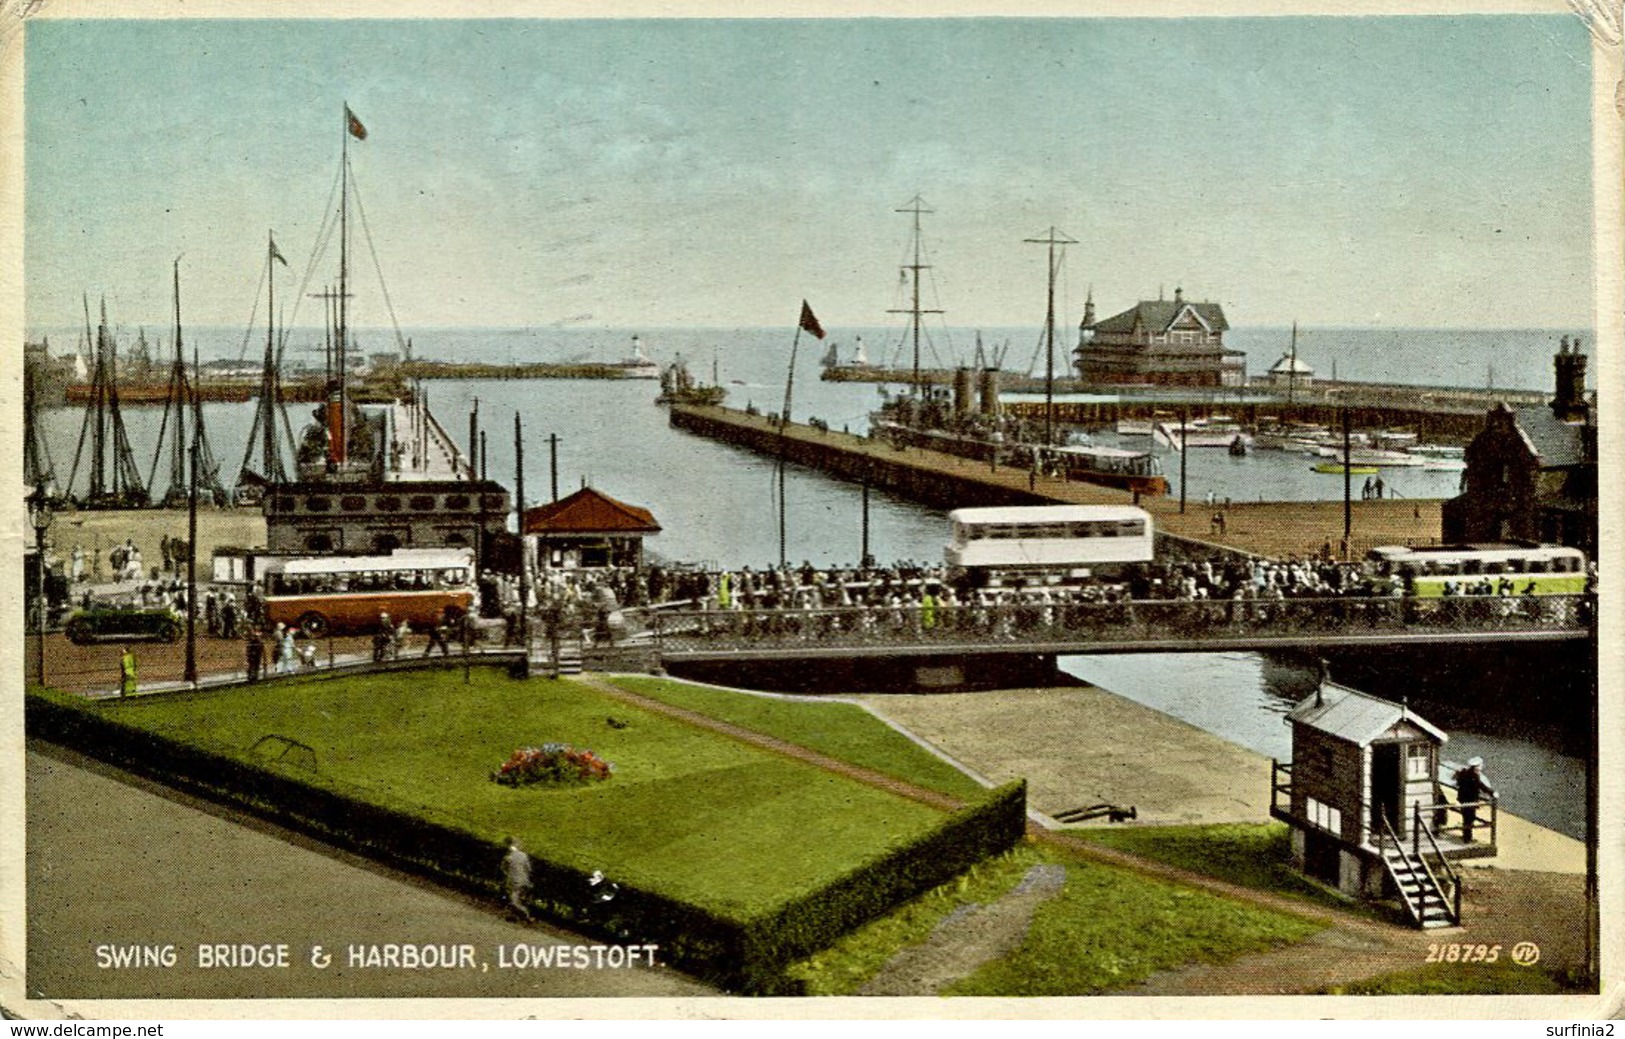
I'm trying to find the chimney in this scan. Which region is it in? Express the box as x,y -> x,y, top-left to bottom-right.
1551,334 -> 1589,422
1174,287 -> 1184,305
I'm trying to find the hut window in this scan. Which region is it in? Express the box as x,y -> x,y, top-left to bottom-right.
1406,743 -> 1432,781
1306,796 -> 1341,835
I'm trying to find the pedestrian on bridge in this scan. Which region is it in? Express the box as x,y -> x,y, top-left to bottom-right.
245,628 -> 264,682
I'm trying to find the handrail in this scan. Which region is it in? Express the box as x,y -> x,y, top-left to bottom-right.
1412,803 -> 1462,925
1374,814 -> 1424,926
1270,759 -> 1293,813
643,594 -> 1592,652
1417,797 -> 1497,847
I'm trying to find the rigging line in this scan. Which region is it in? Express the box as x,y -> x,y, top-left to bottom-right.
285,154 -> 346,336
233,258 -> 269,363
348,163 -> 410,354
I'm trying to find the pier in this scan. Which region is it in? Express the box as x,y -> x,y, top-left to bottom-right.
668,404 -> 1444,561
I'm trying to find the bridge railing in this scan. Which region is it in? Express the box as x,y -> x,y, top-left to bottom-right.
639,594 -> 1593,652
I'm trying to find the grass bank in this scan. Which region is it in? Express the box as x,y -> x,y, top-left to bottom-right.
789,839 -> 1325,996
606,675 -> 986,801
90,668 -> 949,916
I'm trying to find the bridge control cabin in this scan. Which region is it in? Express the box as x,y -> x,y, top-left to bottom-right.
1270,681 -> 1496,927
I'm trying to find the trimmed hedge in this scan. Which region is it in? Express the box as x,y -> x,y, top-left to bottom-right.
28,688 -> 1024,993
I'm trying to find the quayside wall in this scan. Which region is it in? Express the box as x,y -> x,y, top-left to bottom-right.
668,404 -> 1258,562
670,404 -> 1052,511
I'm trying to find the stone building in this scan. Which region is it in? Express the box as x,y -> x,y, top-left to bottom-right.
1075,288 -> 1245,387
1440,337 -> 1596,558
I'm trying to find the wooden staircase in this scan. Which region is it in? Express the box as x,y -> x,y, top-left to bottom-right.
1377,816 -> 1462,928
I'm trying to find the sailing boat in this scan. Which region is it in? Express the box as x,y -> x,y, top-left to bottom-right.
149,260 -> 227,506
65,297 -> 149,508
610,334 -> 660,379
234,231 -> 298,502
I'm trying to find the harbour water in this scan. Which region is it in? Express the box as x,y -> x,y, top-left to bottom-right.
32,324 -> 1591,838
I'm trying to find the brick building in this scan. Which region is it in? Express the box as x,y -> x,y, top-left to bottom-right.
1440,337 -> 1596,558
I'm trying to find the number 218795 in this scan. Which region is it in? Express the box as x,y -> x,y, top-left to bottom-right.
1426,943 -> 1501,964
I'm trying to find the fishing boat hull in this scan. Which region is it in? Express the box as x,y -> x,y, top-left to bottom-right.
1313,462 -> 1379,475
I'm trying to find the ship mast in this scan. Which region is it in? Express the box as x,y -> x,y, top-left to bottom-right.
1024,226 -> 1076,447
1288,320 -> 1298,405
888,195 -> 942,398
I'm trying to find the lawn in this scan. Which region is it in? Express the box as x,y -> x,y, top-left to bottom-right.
101,668 -> 948,917
1072,822 -> 1362,914
606,675 -> 987,801
789,840 -> 1324,996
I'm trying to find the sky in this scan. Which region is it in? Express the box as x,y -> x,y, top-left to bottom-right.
22,14 -> 1599,333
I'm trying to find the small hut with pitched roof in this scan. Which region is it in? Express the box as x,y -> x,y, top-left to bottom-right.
521,486 -> 661,571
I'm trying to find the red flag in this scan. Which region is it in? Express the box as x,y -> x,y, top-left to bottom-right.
798,300 -> 825,340
346,105 -> 367,140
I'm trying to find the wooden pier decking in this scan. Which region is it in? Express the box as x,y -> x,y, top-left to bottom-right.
669,404 -> 1443,562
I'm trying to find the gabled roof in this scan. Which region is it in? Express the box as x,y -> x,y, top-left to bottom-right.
1088,299 -> 1230,335
1512,405 -> 1590,469
522,486 -> 662,535
1287,681 -> 1447,748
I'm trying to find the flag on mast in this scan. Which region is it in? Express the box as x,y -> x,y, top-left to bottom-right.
798,300 -> 825,340
345,105 -> 368,140
269,236 -> 288,266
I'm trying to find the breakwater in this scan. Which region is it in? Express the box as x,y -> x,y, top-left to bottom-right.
667,404 -> 1446,561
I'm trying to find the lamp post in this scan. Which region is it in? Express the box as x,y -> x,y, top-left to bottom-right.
28,482 -> 53,687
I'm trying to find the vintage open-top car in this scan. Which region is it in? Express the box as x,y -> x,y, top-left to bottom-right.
63,605 -> 184,645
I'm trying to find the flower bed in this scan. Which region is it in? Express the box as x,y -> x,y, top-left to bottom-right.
493,743 -> 613,786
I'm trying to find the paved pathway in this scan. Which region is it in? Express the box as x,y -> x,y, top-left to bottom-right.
22,742 -> 713,1002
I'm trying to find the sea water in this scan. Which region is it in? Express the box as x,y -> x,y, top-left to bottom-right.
32,324 -> 1590,837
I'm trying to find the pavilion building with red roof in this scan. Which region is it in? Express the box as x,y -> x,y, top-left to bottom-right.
521,486 -> 662,571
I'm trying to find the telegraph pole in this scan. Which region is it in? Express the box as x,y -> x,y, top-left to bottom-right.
515,414 -> 528,650
549,433 -> 559,503
184,436 -> 198,686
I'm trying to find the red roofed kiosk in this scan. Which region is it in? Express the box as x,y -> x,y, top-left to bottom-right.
521,486 -> 661,572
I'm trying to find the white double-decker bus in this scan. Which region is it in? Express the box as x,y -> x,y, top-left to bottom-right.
946,505 -> 1154,585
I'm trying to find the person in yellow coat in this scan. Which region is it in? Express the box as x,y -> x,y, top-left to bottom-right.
119,646 -> 138,697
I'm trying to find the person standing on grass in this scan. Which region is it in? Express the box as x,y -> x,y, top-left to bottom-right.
119,646 -> 138,697
502,837 -> 534,923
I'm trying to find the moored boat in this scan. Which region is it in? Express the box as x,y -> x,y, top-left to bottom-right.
1313,462 -> 1379,475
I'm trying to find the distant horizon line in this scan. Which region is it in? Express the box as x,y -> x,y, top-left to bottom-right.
24,322 -> 1601,337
